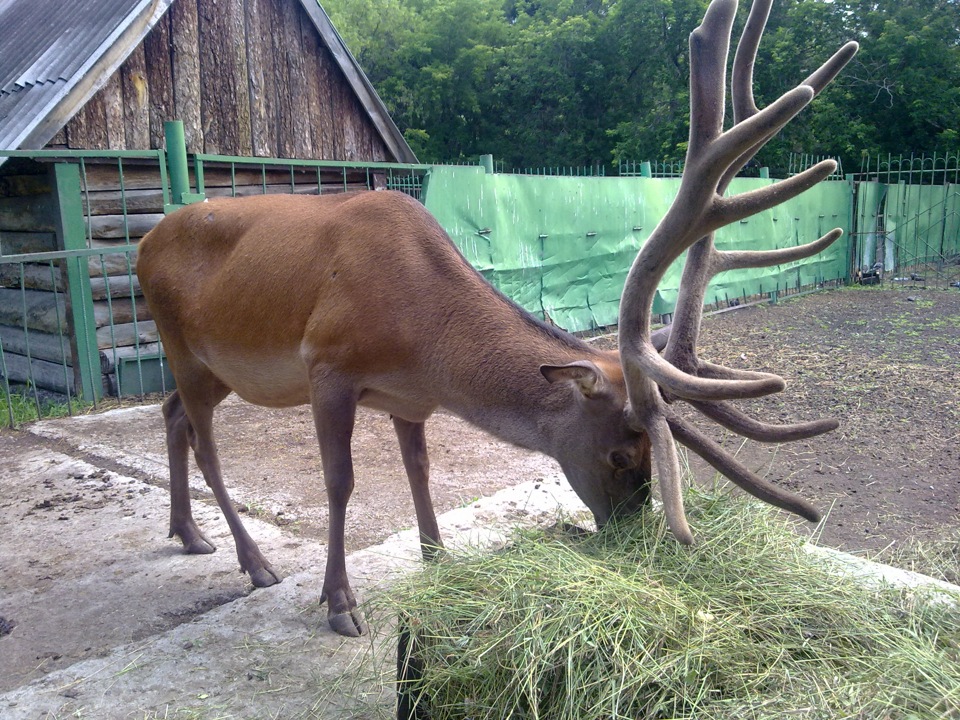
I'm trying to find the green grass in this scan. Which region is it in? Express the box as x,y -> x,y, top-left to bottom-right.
387,489 -> 960,719
0,386 -> 87,426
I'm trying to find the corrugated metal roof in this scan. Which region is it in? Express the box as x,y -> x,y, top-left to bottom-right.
0,0 -> 171,154
0,0 -> 140,93
0,0 -> 416,164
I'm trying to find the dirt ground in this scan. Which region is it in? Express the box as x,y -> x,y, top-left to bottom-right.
1,286 -> 958,717
695,286 -> 960,555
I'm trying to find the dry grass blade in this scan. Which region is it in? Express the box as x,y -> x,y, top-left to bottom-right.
384,489 -> 960,719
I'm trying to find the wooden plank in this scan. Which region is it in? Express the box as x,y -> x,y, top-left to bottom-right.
0,194 -> 57,232
144,12 -> 175,150
0,324 -> 72,365
96,320 -> 158,351
75,92 -> 110,150
121,44 -> 151,149
88,213 -> 164,240
171,0 -> 203,153
0,288 -> 67,334
284,1 -> 313,158
0,351 -> 74,394
245,0 -> 276,157
0,262 -> 63,292
197,0 -> 251,155
300,6 -> 329,158
0,231 -> 57,255
103,73 -> 126,150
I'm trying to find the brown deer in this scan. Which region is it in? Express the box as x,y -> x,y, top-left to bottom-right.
137,0 -> 857,637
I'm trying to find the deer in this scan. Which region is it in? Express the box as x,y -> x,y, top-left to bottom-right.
136,0 -> 857,637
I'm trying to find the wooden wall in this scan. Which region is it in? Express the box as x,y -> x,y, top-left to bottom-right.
48,0 -> 392,162
1,156 -> 385,396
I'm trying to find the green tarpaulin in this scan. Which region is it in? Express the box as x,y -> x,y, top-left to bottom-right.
423,166 -> 852,332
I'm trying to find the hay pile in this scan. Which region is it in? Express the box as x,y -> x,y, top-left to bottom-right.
389,490 -> 960,719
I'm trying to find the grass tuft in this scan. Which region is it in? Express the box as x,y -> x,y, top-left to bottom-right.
386,488 -> 960,719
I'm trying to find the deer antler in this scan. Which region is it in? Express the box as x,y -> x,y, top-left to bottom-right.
618,0 -> 858,544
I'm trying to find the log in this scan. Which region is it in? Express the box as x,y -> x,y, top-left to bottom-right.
96,320 -> 158,350
0,231 -> 57,254
0,262 -> 63,292
89,273 -> 142,301
93,296 -> 151,328
0,174 -> 51,198
0,288 -> 67,334
0,351 -> 74,395
82,188 -> 166,215
171,0 -> 203,153
0,194 -> 57,232
87,213 -> 164,240
121,44 -> 151,149
78,164 -> 162,192
0,324 -> 72,365
87,251 -> 138,278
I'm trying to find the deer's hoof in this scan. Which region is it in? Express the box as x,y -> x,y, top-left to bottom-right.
329,609 -> 368,637
173,525 -> 216,555
248,565 -> 282,588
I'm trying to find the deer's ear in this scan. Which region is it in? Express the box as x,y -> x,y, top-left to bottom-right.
540,361 -> 606,398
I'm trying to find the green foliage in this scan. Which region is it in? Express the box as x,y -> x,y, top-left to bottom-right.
321,0 -> 960,172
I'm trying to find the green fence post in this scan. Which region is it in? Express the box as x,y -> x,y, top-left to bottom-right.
53,162 -> 101,403
164,120 -> 205,211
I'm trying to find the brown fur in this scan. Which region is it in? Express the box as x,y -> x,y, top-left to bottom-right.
137,190 -> 652,637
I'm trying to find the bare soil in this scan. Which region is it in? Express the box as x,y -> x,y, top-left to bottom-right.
685,286 -> 960,553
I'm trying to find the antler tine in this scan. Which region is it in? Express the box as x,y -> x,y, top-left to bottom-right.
667,413 -> 822,522
689,399 -> 839,442
619,0 -> 856,544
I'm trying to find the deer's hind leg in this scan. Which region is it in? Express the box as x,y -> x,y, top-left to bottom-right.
164,389 -> 217,555
164,362 -> 280,588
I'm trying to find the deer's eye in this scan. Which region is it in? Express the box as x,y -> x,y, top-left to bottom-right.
609,450 -> 633,470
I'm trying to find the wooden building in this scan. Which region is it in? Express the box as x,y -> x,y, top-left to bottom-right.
0,0 -> 418,399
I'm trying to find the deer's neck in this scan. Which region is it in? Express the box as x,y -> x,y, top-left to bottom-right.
432,317 -> 595,455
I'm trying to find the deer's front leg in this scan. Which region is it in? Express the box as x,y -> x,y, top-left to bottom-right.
392,417 -> 443,561
310,378 -> 368,637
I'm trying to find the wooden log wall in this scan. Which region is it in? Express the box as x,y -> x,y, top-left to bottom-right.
2,156 -> 383,396
0,162 -> 76,393
50,0 -> 393,163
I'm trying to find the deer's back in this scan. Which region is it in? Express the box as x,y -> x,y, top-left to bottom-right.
137,191 -> 509,408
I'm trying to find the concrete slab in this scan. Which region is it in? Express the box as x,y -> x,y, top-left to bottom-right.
0,401 -> 588,719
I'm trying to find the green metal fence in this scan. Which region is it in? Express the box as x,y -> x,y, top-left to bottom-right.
851,152 -> 960,289
3,145 -> 960,427
0,147 -> 435,426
